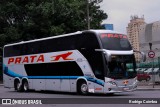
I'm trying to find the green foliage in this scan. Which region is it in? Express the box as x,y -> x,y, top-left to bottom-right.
0,0 -> 107,46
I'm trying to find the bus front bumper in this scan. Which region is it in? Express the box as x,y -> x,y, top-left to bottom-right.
104,83 -> 137,93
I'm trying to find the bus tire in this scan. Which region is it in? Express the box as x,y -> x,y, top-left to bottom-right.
14,80 -> 22,92
22,80 -> 29,92
78,81 -> 88,95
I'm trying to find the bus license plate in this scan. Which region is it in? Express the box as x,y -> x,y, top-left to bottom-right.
123,87 -> 129,90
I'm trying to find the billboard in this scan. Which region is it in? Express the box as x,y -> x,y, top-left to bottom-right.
102,24 -> 114,30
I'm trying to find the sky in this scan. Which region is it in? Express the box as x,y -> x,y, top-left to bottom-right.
100,0 -> 160,34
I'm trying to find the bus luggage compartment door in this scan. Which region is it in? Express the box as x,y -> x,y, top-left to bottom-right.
60,77 -> 70,92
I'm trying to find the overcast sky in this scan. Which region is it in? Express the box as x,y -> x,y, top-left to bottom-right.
100,0 -> 160,34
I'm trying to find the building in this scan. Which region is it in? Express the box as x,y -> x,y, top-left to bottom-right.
126,15 -> 146,62
102,24 -> 114,30
139,21 -> 160,63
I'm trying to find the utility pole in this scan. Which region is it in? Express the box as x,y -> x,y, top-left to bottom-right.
86,0 -> 90,30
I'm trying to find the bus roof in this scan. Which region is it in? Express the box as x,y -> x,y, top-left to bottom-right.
4,30 -> 125,47
4,31 -> 82,47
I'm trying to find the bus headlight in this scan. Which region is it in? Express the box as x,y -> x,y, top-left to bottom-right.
107,81 -> 117,86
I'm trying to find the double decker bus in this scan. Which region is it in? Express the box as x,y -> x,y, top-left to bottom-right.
3,30 -> 146,95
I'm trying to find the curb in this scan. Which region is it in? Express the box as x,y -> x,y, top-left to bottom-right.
0,84 -> 3,86
137,88 -> 160,90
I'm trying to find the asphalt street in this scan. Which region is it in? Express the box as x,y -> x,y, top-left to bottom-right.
0,85 -> 160,107
0,85 -> 160,98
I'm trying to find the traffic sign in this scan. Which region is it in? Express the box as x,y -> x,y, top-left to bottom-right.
148,51 -> 155,58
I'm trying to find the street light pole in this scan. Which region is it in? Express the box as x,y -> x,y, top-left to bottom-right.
149,42 -> 155,88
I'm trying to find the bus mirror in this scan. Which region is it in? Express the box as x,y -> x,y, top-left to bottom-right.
95,49 -> 111,62
140,52 -> 146,62
134,50 -> 146,62
105,52 -> 111,62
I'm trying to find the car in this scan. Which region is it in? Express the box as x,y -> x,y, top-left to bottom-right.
137,72 -> 151,81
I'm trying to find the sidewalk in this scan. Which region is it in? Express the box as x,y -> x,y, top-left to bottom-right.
137,85 -> 160,90
137,80 -> 160,90
137,82 -> 160,90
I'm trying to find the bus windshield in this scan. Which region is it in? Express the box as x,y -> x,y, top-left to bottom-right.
107,55 -> 136,79
100,33 -> 132,51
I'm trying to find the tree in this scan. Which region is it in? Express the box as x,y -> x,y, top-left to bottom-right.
0,47 -> 2,80
0,0 -> 107,46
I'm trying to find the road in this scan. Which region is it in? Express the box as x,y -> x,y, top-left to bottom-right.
0,85 -> 159,107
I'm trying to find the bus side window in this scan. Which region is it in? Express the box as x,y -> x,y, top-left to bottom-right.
59,36 -> 76,51
75,33 -> 104,80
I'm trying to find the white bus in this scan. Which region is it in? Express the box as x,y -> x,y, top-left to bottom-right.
3,30 -> 145,95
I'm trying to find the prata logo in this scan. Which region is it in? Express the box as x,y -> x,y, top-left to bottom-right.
7,51 -> 74,65
8,54 -> 44,65
51,52 -> 73,61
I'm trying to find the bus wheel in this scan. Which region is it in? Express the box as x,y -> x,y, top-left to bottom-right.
78,81 -> 88,95
14,80 -> 22,92
22,80 -> 29,92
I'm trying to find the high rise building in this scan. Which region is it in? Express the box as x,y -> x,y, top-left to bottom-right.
139,21 -> 160,62
126,15 -> 146,62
